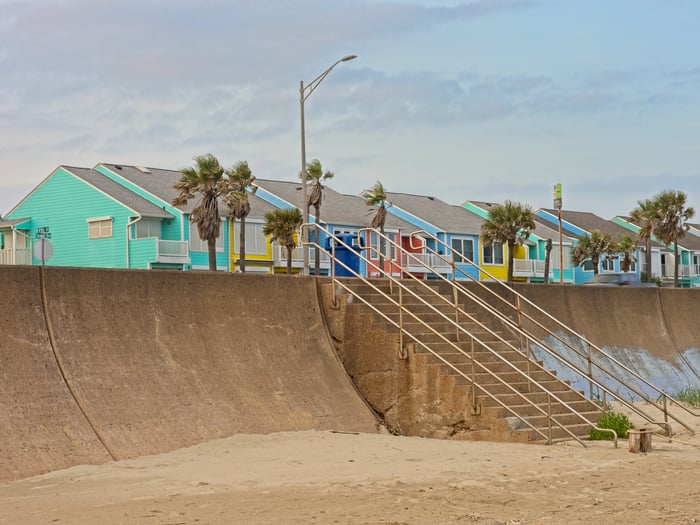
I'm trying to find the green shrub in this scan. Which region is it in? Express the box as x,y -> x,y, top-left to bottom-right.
675,387 -> 700,407
589,411 -> 635,440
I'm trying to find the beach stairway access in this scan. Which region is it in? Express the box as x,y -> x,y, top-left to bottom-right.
313,225 -> 696,446
323,279 -> 604,445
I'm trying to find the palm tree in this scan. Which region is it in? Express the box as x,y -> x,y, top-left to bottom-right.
173,154 -> 225,271
614,235 -> 637,273
480,201 -> 536,283
362,181 -> 389,273
224,161 -> 256,273
630,198 -> 658,282
653,190 -> 695,287
571,229 -> 614,275
263,208 -> 303,274
302,159 -> 334,275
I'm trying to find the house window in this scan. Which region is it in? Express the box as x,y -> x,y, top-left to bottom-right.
451,237 -> 474,263
189,220 -> 224,252
233,222 -> 267,255
483,241 -> 504,265
134,219 -> 161,239
87,217 -> 113,239
601,257 -> 615,272
370,231 -> 396,259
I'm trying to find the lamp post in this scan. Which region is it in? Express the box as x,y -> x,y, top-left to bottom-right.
300,54 -> 357,275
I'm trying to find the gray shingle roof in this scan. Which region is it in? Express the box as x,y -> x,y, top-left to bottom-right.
254,179 -> 414,230
97,163 -> 191,212
540,208 -> 635,238
384,192 -> 483,234
65,166 -> 173,219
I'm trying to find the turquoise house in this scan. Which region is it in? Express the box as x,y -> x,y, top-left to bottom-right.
536,208 -> 645,284
0,166 -> 189,269
94,163 -> 231,271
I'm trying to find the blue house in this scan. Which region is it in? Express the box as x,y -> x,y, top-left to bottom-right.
253,178 -> 414,277
381,192 -> 483,281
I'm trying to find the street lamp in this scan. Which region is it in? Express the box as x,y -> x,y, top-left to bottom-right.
300,54 -> 357,275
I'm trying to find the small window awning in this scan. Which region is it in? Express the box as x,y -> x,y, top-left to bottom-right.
0,218 -> 31,229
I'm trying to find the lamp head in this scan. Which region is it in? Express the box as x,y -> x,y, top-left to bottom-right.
341,54 -> 357,62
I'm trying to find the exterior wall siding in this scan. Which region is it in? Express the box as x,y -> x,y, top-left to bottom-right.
6,169 -> 132,268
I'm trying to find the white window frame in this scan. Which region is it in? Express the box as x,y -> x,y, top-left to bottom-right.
233,221 -> 267,255
482,241 -> 504,265
87,217 -> 113,239
370,231 -> 396,260
134,219 -> 161,239
189,220 -> 224,253
451,237 -> 474,263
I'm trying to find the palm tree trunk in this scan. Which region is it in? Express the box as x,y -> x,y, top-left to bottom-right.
208,237 -> 217,271
507,240 -> 514,283
592,255 -> 599,275
286,246 -> 293,274
239,216 -> 246,273
314,203 -> 321,275
674,243 -> 680,287
645,238 -> 652,282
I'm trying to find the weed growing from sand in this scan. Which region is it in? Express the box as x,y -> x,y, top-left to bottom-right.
589,411 -> 635,440
674,386 -> 700,407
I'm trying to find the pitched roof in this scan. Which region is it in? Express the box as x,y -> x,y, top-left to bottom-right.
65,166 -> 173,219
254,179 -> 413,230
539,208 -> 634,238
532,217 -> 575,242
385,192 -> 483,234
97,163 -> 191,212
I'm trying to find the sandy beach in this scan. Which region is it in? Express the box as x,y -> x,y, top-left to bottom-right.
1,404 -> 699,525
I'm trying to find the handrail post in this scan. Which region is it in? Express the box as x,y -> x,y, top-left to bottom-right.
453,284 -> 460,342
470,337 -> 477,414
548,394 -> 553,445
587,341 -> 594,400
399,286 -> 404,354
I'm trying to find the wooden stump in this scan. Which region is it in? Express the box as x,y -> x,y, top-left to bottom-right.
628,428 -> 653,453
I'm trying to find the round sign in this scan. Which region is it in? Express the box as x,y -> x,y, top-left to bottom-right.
33,239 -> 54,263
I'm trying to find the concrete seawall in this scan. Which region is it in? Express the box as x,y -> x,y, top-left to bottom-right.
0,267 -> 378,482
2,267 -> 699,482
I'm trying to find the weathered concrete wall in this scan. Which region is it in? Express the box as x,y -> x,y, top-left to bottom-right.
0,267 -> 378,482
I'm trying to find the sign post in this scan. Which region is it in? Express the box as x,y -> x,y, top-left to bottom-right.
553,184 -> 563,284
34,227 -> 54,265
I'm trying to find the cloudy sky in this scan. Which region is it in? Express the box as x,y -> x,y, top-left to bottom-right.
1,0 -> 698,219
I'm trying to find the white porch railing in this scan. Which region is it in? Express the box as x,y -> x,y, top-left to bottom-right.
513,258 -> 546,277
0,248 -> 32,265
273,245 -> 329,267
400,252 -> 451,273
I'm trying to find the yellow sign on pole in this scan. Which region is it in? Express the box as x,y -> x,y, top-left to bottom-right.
553,183 -> 562,210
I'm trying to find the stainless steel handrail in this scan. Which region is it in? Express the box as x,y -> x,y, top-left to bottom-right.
306,224 -> 619,446
406,229 -> 697,434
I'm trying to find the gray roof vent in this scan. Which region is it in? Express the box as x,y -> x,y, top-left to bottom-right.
135,166 -> 151,174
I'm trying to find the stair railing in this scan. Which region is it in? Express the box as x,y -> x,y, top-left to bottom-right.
306,224 -> 619,446
406,229 -> 697,435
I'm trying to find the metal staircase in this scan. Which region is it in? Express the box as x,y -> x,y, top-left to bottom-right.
305,224 -> 699,446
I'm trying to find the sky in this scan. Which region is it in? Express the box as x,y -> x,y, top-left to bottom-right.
1,0 -> 699,220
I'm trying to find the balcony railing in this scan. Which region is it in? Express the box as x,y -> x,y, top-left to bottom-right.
513,258 -> 546,277
400,252 -> 451,273
273,245 -> 329,267
0,248 -> 32,265
158,239 -> 188,257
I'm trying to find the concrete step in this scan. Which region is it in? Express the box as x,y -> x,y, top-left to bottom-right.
487,396 -> 597,415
